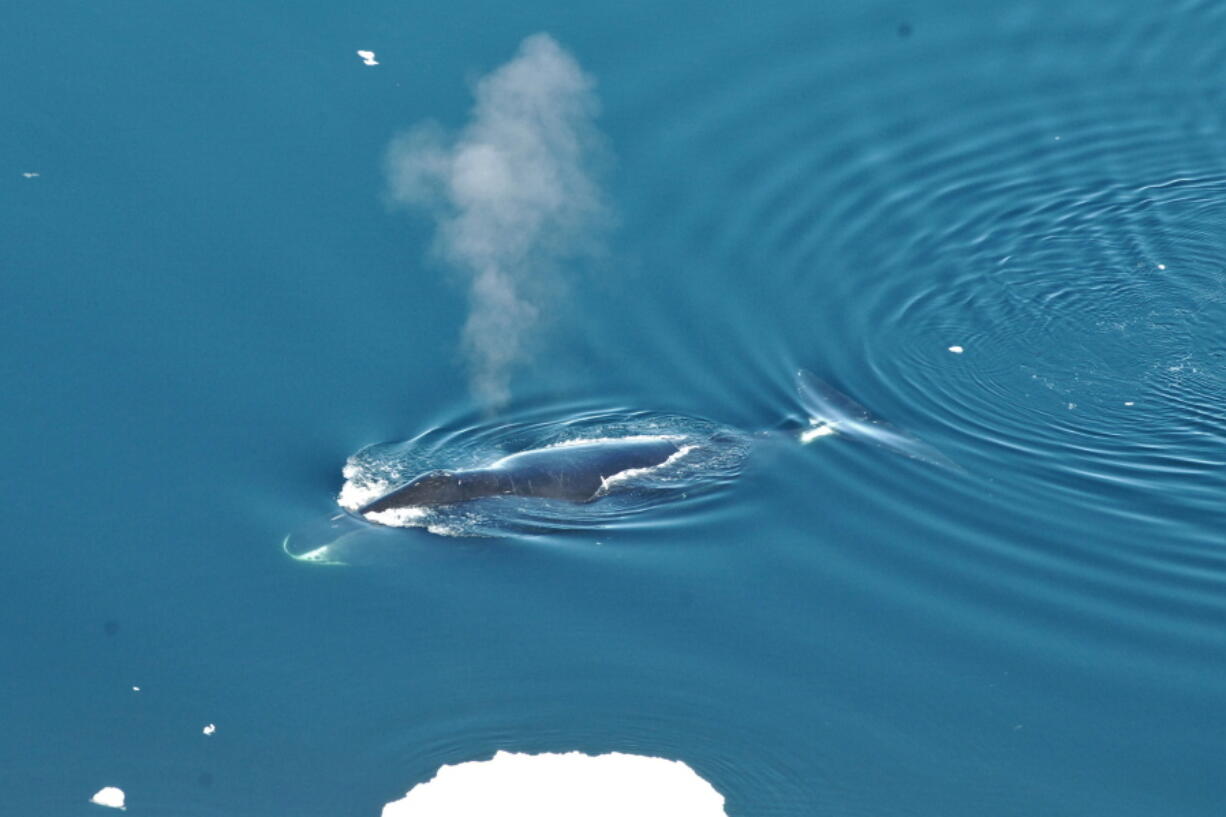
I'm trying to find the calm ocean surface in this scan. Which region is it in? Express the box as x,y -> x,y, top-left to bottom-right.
4,0 -> 1225,814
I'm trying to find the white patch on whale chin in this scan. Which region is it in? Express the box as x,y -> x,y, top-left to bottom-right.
596,444 -> 696,495
799,423 -> 838,444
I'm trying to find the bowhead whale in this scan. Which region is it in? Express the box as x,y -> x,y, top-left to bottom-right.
355,370 -> 959,517
282,370 -> 960,560
359,436 -> 687,513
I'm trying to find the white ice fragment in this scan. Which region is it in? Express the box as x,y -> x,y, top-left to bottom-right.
131,686 -> 140,692
357,50 -> 379,66
22,172 -> 40,178
1157,263 -> 1166,270
89,787 -> 126,809
202,723 -> 216,736
1124,401 -> 1134,406
382,751 -> 727,817
947,345 -> 964,354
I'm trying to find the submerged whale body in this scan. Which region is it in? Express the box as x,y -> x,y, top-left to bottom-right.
359,437 -> 685,513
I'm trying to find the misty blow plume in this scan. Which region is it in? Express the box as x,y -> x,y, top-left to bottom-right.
385,34 -> 608,408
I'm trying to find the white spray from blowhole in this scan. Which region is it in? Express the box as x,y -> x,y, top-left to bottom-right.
385,33 -> 608,409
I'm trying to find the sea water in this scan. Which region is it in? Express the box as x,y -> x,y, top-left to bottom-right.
3,0 -> 1224,814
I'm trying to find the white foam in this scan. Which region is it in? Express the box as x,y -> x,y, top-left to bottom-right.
380,751 -> 726,817
89,787 -> 126,809
357,49 -> 379,66
541,434 -> 686,450
338,476 -> 392,511
425,521 -> 469,537
363,506 -> 429,527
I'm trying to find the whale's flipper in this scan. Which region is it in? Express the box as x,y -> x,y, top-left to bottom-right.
795,369 -> 962,472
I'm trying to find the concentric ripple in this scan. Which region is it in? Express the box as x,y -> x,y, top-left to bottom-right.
334,408 -> 752,538
608,1 -> 1226,564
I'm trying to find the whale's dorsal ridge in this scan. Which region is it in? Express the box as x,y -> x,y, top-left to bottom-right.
359,435 -> 686,513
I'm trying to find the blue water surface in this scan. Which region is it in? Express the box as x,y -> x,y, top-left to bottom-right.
3,0 -> 1225,815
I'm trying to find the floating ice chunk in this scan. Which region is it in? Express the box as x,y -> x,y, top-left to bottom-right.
357,50 -> 379,66
381,751 -> 727,817
89,787 -> 126,809
202,723 -> 216,736
131,686 -> 140,692
1157,263 -> 1166,270
947,345 -> 964,354
1124,401 -> 1135,406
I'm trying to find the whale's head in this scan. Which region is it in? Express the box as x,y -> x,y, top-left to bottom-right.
359,469 -> 465,513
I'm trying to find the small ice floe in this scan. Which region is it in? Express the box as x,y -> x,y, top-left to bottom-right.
948,345 -> 964,354
202,723 -> 216,736
357,49 -> 379,66
1124,401 -> 1135,406
22,172 -> 40,178
131,686 -> 140,692
89,787 -> 126,810
1157,263 -> 1166,270
381,751 -> 727,817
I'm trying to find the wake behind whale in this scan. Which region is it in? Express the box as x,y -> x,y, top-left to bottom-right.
283,371 -> 958,560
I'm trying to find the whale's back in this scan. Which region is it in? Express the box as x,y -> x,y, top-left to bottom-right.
488,437 -> 683,501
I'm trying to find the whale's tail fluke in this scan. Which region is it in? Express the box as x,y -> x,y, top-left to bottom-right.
282,511 -> 368,564
795,369 -> 962,472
